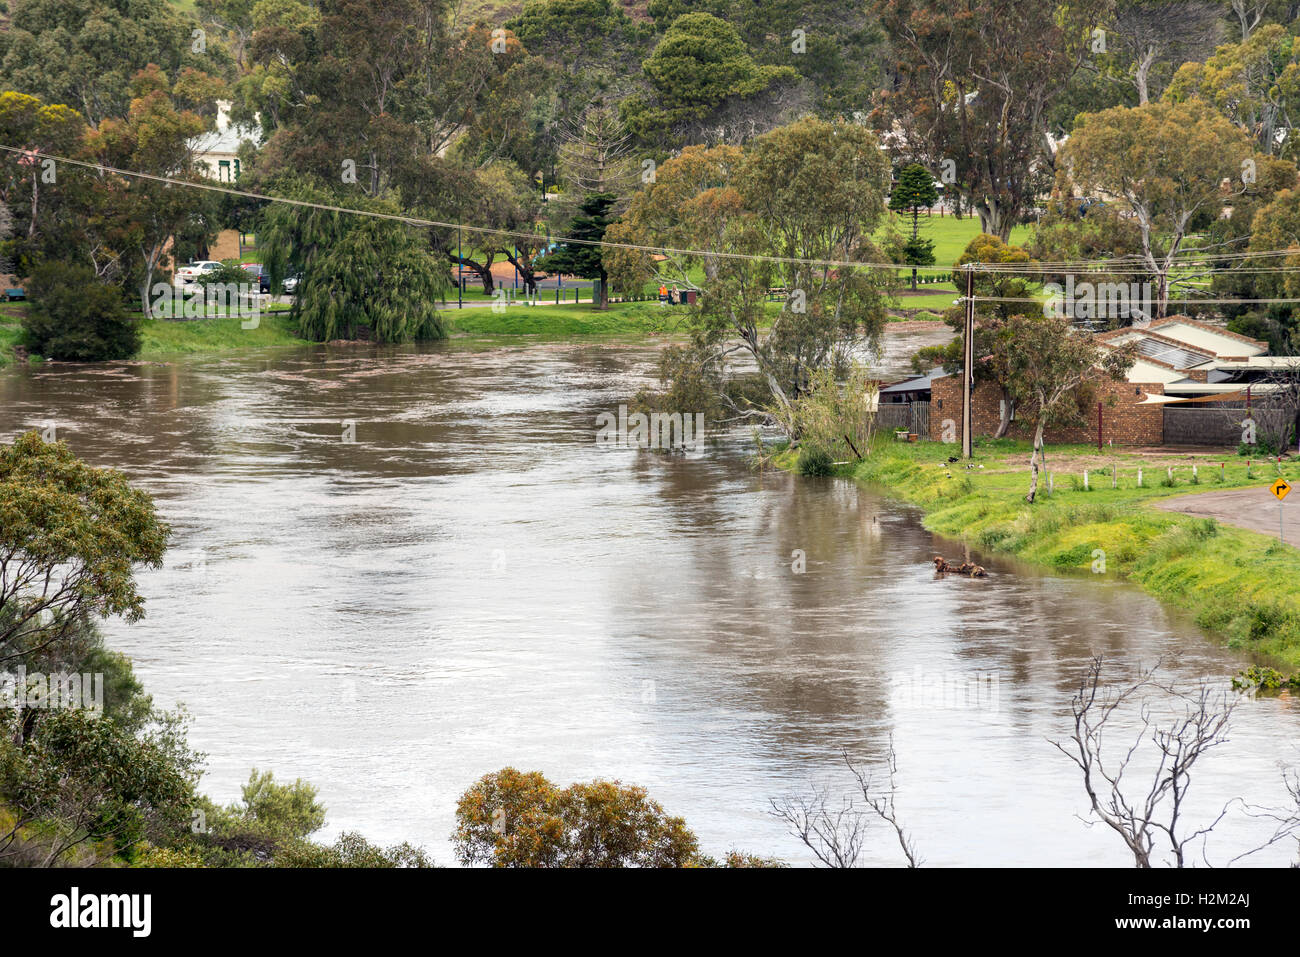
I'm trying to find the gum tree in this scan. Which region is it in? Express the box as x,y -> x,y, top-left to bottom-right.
998,313 -> 1136,503
1066,99 -> 1264,318
0,432 -> 169,668
874,0 -> 1108,240
605,117 -> 892,430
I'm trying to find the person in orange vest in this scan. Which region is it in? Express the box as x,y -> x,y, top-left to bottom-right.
659,284 -> 667,306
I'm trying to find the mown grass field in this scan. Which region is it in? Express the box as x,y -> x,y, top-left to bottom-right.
0,304 -> 23,367
806,437 -> 1300,669
445,301 -> 685,336
138,313 -> 309,358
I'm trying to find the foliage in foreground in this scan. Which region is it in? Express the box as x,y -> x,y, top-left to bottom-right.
454,767 -> 781,867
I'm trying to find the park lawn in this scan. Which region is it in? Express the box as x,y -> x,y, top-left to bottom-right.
0,321 -> 21,367
891,288 -> 962,312
790,436 -> 1300,669
878,211 -> 1034,279
138,313 -> 309,358
0,302 -> 28,366
445,301 -> 686,336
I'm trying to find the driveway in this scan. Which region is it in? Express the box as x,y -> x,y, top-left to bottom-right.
1154,485 -> 1297,541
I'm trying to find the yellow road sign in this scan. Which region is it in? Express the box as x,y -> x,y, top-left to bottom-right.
1271,478 -> 1292,502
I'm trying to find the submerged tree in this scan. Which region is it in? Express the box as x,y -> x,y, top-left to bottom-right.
1056,657 -> 1300,868
606,117 -> 892,433
770,744 -> 920,868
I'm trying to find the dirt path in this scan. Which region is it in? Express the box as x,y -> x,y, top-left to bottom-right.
1155,485 -> 1298,541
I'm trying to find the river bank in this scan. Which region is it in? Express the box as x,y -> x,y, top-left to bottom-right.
819,438 -> 1300,669
0,300 -> 951,366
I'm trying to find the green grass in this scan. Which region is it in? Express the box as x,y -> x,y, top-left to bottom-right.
878,212 -> 1034,280
810,438 -> 1300,668
445,301 -> 683,336
890,288 -> 963,312
138,313 -> 309,358
0,302 -> 28,366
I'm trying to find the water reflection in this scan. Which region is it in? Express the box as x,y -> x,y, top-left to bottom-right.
1,337 -> 1297,866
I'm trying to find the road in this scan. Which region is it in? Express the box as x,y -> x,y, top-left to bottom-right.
1154,484 -> 1299,541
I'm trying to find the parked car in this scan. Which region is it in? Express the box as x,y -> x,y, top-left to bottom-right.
175,260 -> 223,284
241,262 -> 271,293
282,274 -> 300,294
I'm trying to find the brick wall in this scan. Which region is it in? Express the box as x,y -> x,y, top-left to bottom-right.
928,376 -> 1166,446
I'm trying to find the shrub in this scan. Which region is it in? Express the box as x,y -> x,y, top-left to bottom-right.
22,263 -> 140,360
797,444 -> 834,476
454,767 -> 701,868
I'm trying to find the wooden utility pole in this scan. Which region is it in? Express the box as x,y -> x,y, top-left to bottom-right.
962,264 -> 975,458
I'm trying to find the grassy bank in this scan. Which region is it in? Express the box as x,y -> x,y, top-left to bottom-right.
444,301 -> 686,336
138,312 -> 309,357
830,438 -> 1300,668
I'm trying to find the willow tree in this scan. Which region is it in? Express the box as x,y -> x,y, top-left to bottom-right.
260,180 -> 447,343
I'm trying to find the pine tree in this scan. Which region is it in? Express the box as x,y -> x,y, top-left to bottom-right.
888,163 -> 939,290
539,193 -> 617,310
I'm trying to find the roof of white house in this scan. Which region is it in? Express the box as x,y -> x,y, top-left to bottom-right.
189,100 -> 261,164
1141,317 -> 1267,357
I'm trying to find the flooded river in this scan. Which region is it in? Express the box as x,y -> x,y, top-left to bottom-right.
2,332 -> 1298,866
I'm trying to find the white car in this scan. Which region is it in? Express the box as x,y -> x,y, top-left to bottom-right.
175,260 -> 223,284
283,274 -> 300,294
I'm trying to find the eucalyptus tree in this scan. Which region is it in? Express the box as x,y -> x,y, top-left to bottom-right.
606,116 -> 892,429
0,0 -> 229,126
1066,98 -> 1264,317
874,0 -> 1109,240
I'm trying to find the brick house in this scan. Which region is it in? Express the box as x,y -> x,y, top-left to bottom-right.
879,317 -> 1278,447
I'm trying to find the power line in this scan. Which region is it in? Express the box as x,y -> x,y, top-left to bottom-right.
0,145 -> 908,272
8,144 -> 1300,284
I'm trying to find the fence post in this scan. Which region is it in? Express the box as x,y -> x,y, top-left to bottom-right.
1083,469 -> 1089,491
1137,468 -> 1143,487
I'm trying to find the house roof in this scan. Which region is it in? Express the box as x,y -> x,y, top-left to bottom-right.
880,369 -> 950,393
1101,329 -> 1218,370
1145,316 -> 1268,354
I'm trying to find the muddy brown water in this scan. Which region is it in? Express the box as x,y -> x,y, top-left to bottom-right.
1,332 -> 1298,866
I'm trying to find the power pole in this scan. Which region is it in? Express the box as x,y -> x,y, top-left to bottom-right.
962,263 -> 975,459
457,226 -> 463,309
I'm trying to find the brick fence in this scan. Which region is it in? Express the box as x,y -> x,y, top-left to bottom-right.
928,377 -> 1167,446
